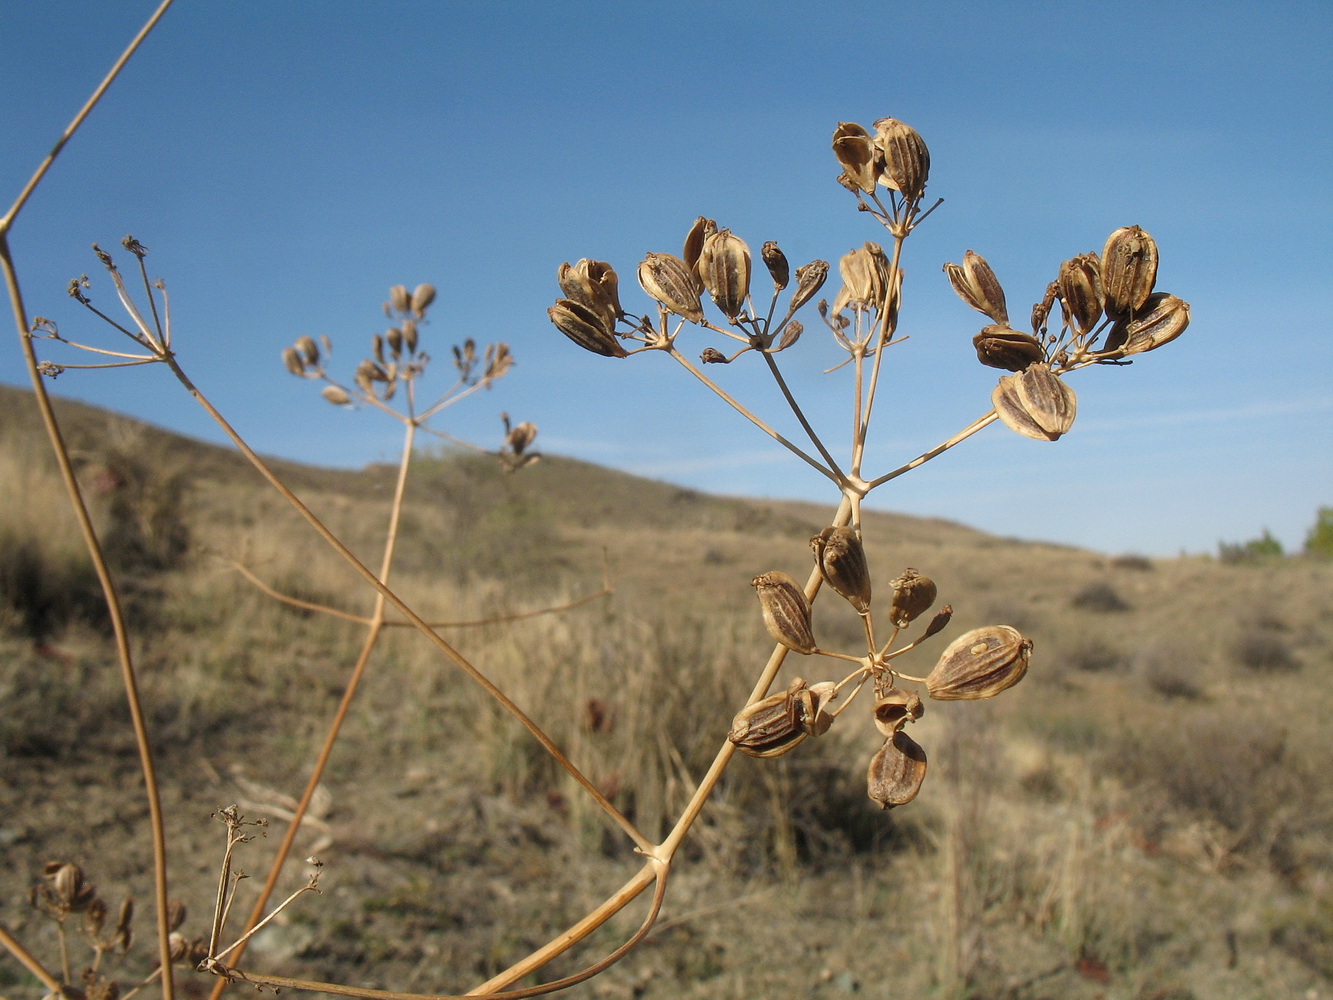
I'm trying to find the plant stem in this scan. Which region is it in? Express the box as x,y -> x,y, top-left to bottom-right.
865,410 -> 999,490
668,346 -> 838,485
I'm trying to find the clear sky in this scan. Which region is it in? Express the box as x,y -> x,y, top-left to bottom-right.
3,1 -> 1330,557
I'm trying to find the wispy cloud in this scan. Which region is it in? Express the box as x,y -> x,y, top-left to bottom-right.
1078,395 -> 1333,434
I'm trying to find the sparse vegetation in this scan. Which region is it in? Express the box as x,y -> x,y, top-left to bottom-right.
1304,506 -> 1333,559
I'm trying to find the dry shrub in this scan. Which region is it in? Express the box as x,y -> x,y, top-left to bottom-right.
1069,641 -> 1128,673
1070,581 -> 1131,612
1106,717 -> 1315,870
1234,633 -> 1299,673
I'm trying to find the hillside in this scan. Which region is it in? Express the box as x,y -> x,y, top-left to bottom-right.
1,386 -> 1332,1000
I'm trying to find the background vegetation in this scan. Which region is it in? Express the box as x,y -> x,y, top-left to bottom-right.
3,386 -> 1331,1000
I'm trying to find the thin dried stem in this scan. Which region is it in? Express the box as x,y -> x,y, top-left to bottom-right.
224,558 -> 373,624
159,357 -> 649,851
0,921 -> 64,995
759,349 -> 847,483
667,346 -> 839,485
0,7 -> 180,994
1,0 -> 176,231
865,410 -> 1000,490
4,250 -> 177,1000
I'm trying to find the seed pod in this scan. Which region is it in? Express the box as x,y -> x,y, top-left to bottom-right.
1102,292 -> 1190,356
386,325 -> 404,357
838,242 -> 891,309
85,897 -> 108,937
700,347 -> 729,364
927,625 -> 1032,700
871,118 -> 930,202
682,216 -> 716,283
46,862 -> 96,912
1056,253 -> 1103,335
410,283 -> 436,316
281,346 -> 305,376
916,604 -> 953,642
992,364 -> 1077,441
761,241 -> 790,290
831,121 -> 878,193
943,250 -> 1009,325
887,568 -> 936,628
698,229 -> 752,320
774,320 -> 802,352
973,325 -> 1046,371
111,897 -> 134,954
1031,281 -> 1058,338
872,689 -> 924,737
804,680 -> 838,737
321,385 -> 351,406
867,730 -> 928,808
388,284 -> 410,313
728,678 -> 813,758
548,298 -> 628,358
1100,226 -> 1158,319
295,335 -> 320,366
809,525 -> 872,613
789,260 -> 829,313
402,319 -> 419,354
505,420 -> 538,456
558,259 -> 622,325
637,252 -> 704,323
752,571 -> 816,654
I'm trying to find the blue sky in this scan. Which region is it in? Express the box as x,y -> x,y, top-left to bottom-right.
3,1 -> 1330,556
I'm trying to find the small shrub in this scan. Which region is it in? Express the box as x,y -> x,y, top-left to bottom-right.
1234,633 -> 1299,672
1218,528 -> 1284,564
1145,668 -> 1206,701
1303,506 -> 1333,559
1068,642 -> 1128,672
1070,581 -> 1130,612
1110,553 -> 1155,571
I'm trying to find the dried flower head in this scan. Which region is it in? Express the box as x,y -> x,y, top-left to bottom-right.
887,568 -> 937,628
831,122 -> 878,193
1100,226 -> 1158,319
867,730 -> 928,808
410,282 -> 436,316
789,260 -> 829,313
1056,252 -> 1104,335
873,689 -> 924,737
973,325 -> 1046,371
944,250 -> 1009,325
729,677 -> 818,758
836,242 -> 891,311
761,241 -> 790,290
697,229 -> 752,320
549,298 -> 627,358
752,571 -> 816,654
558,259 -> 622,326
810,526 -> 872,613
638,252 -> 704,323
871,118 -> 930,202
1102,292 -> 1190,357
992,364 -> 1077,441
926,625 -> 1032,700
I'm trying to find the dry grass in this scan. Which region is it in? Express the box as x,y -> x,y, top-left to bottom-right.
3,392 -> 1332,998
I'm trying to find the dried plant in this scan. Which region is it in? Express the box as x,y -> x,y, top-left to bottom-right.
1,8 -> 1193,1000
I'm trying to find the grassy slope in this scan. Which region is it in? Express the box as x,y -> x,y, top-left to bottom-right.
1,385 -> 1331,1000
